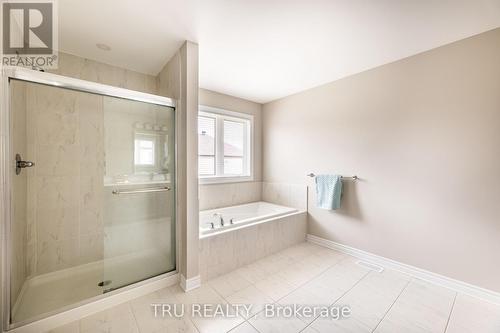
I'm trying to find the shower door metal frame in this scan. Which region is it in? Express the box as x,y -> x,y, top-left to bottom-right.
0,66 -> 178,331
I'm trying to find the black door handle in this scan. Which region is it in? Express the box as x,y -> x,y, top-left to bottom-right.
15,154 -> 35,175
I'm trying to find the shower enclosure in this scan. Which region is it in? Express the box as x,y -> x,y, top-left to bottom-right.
1,67 -> 177,329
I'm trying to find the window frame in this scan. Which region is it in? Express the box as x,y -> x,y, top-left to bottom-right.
198,105 -> 254,184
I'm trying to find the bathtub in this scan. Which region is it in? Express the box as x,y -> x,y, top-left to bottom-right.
200,201 -> 298,236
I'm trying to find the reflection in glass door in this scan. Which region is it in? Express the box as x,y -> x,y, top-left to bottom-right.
8,76 -> 175,326
102,96 -> 175,292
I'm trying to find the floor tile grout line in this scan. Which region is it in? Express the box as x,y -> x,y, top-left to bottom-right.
270,254 -> 351,304
298,269 -> 373,333
443,292 -> 458,333
220,249 -> 347,306
228,319 -> 258,333
169,285 -> 203,333
370,276 -> 413,333
207,275 -> 267,331
161,245 -> 344,333
220,249 -> 349,332
128,301 -> 144,333
247,317 -> 262,333
186,284 -> 241,333
128,288 -> 202,333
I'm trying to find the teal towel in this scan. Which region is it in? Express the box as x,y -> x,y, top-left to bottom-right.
315,174 -> 342,210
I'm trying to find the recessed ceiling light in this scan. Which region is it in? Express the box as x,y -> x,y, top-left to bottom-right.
96,43 -> 111,51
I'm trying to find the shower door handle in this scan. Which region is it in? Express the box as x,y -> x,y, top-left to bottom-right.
111,186 -> 171,195
15,154 -> 35,175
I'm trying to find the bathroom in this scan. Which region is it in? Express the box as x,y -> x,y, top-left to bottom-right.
1,1 -> 500,333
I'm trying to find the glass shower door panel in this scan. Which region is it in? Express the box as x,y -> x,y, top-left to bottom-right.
102,96 -> 175,292
9,79 -> 105,324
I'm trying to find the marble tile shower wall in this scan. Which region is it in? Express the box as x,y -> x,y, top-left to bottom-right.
19,54 -> 161,278
49,53 -> 158,95
103,190 -> 173,259
25,82 -> 105,276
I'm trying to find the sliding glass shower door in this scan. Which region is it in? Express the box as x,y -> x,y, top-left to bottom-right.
8,75 -> 175,326
101,95 -> 176,292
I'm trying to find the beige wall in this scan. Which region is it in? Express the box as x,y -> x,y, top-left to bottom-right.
262,28 -> 500,292
158,41 -> 200,281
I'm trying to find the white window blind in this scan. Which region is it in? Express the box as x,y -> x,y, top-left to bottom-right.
198,116 -> 216,175
223,120 -> 245,175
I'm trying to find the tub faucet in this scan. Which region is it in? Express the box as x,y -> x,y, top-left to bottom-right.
213,213 -> 224,227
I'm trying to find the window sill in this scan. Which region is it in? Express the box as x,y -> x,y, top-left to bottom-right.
199,175 -> 254,185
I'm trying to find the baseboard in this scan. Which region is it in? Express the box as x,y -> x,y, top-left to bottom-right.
307,234 -> 500,305
180,274 -> 201,292
10,272 -> 179,333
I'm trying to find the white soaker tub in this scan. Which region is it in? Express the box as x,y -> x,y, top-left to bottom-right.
200,201 -> 298,236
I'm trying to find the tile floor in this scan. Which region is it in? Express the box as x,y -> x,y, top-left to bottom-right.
48,242 -> 500,333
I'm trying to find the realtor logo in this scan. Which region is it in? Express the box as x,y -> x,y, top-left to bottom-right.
1,0 -> 58,69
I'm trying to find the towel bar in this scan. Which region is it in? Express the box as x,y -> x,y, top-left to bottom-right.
307,173 -> 358,180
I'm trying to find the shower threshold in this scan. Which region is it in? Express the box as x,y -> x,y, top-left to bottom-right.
11,250 -> 172,324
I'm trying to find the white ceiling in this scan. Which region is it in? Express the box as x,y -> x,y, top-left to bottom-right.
60,0 -> 500,103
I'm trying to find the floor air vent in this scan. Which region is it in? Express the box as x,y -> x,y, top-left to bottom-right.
356,260 -> 384,273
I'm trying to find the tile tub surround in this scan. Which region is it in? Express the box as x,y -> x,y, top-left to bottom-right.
200,202 -> 298,237
48,241 -> 500,333
197,182 -> 308,281
199,211 -> 307,281
199,181 -> 307,211
199,182 -> 262,211
262,182 -> 308,211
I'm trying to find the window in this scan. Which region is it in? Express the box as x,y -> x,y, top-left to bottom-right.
198,106 -> 253,183
134,134 -> 156,166
198,116 -> 216,176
